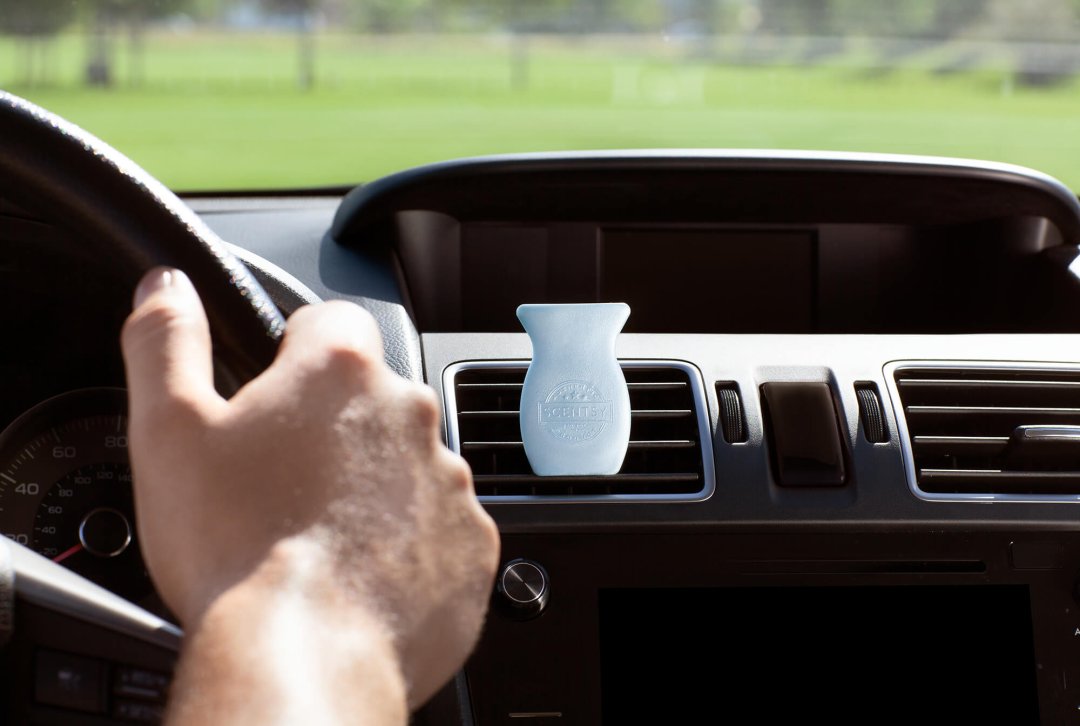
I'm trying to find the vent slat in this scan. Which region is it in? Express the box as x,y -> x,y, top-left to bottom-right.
920,469 -> 1080,495
456,382 -> 522,391
907,406 -> 1080,415
458,381 -> 686,391
459,409 -> 692,417
896,367 -> 1080,496
630,409 -> 693,419
899,379 -> 1080,389
911,436 -> 1009,457
474,473 -> 700,485
452,364 -> 707,498
463,440 -> 696,451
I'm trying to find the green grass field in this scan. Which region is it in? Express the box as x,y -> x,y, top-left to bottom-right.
3,31 -> 1080,191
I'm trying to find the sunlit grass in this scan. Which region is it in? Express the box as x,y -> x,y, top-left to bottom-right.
2,31 -> 1080,191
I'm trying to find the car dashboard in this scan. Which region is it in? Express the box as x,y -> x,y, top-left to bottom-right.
4,151 -> 1080,724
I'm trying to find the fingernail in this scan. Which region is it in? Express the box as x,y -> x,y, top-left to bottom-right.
133,267 -> 190,309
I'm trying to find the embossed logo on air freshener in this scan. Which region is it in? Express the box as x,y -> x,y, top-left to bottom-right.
538,381 -> 612,442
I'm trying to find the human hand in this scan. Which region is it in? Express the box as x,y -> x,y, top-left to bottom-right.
120,268 -> 499,717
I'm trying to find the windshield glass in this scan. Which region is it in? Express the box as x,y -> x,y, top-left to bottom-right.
3,0 -> 1079,191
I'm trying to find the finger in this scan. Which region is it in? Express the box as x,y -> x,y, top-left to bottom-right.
275,301 -> 386,377
121,267 -> 225,421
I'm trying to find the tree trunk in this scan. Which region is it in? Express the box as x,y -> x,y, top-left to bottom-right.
510,33 -> 529,92
19,38 -> 33,87
40,39 -> 52,86
85,10 -> 113,88
128,18 -> 146,88
298,14 -> 315,91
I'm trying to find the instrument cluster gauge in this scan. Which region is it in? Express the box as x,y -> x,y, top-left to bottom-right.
0,387 -> 156,606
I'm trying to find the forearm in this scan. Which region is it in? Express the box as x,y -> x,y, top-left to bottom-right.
165,541 -> 407,726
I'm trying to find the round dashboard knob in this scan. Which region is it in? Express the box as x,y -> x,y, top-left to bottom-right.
497,559 -> 549,619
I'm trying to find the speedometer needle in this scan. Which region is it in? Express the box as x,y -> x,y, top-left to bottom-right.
53,543 -> 83,564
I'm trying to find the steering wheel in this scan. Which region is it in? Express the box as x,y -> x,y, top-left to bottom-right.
0,92 -> 287,650
0,91 -> 285,380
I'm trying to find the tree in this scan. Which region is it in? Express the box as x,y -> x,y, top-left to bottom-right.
0,0 -> 76,86
262,0 -> 319,91
756,0 -> 832,35
0,0 -> 74,36
500,0 -> 574,90
930,0 -> 988,39
359,0 -> 428,32
818,0 -> 941,38
981,0 -> 1076,41
978,0 -> 1079,85
84,0 -> 193,88
119,0 -> 193,86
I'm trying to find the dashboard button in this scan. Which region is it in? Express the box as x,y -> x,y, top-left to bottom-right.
761,382 -> 846,487
35,649 -> 104,714
114,699 -> 165,723
114,665 -> 170,701
1009,541 -> 1065,570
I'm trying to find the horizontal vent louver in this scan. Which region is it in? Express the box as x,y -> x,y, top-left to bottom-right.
896,367 -> 1080,496
451,364 -> 707,498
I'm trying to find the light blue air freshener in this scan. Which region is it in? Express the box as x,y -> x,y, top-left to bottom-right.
517,303 -> 631,476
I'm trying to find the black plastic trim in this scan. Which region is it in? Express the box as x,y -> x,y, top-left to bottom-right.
332,151 -> 1080,245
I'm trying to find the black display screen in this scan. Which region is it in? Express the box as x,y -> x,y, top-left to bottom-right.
599,586 -> 1039,723
599,228 -> 817,333
453,224 -> 817,332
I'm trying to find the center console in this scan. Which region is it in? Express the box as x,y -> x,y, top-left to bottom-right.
331,152 -> 1080,725
474,532 -> 1072,724
421,333 -> 1080,725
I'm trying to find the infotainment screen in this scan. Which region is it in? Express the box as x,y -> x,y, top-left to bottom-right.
599,586 -> 1038,723
599,228 -> 816,333
453,224 -> 816,332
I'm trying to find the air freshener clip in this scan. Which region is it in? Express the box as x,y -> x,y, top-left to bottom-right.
517,303 -> 631,476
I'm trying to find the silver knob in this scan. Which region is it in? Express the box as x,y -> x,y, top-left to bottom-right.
497,559 -> 549,619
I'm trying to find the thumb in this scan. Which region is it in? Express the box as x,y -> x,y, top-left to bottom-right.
121,267 -> 224,422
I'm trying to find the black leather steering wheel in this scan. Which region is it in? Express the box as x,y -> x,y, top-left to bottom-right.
0,92 -> 288,653
0,91 -> 286,381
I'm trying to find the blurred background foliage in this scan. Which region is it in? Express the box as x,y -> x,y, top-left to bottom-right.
3,0 -> 1080,189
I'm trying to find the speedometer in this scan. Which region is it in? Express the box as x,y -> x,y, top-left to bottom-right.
0,388 -> 153,604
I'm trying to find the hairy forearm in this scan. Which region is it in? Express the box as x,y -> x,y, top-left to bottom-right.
165,541 -> 407,726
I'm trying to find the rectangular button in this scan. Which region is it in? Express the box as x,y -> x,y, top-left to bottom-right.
114,699 -> 165,723
35,649 -> 104,714
761,382 -> 846,487
114,665 -> 170,701
1010,541 -> 1065,570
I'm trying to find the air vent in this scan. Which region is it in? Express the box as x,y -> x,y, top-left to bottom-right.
892,365 -> 1080,500
444,361 -> 714,501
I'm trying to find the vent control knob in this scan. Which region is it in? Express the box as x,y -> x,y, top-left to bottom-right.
497,559 -> 549,620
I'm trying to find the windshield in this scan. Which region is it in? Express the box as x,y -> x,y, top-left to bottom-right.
3,0 -> 1079,191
